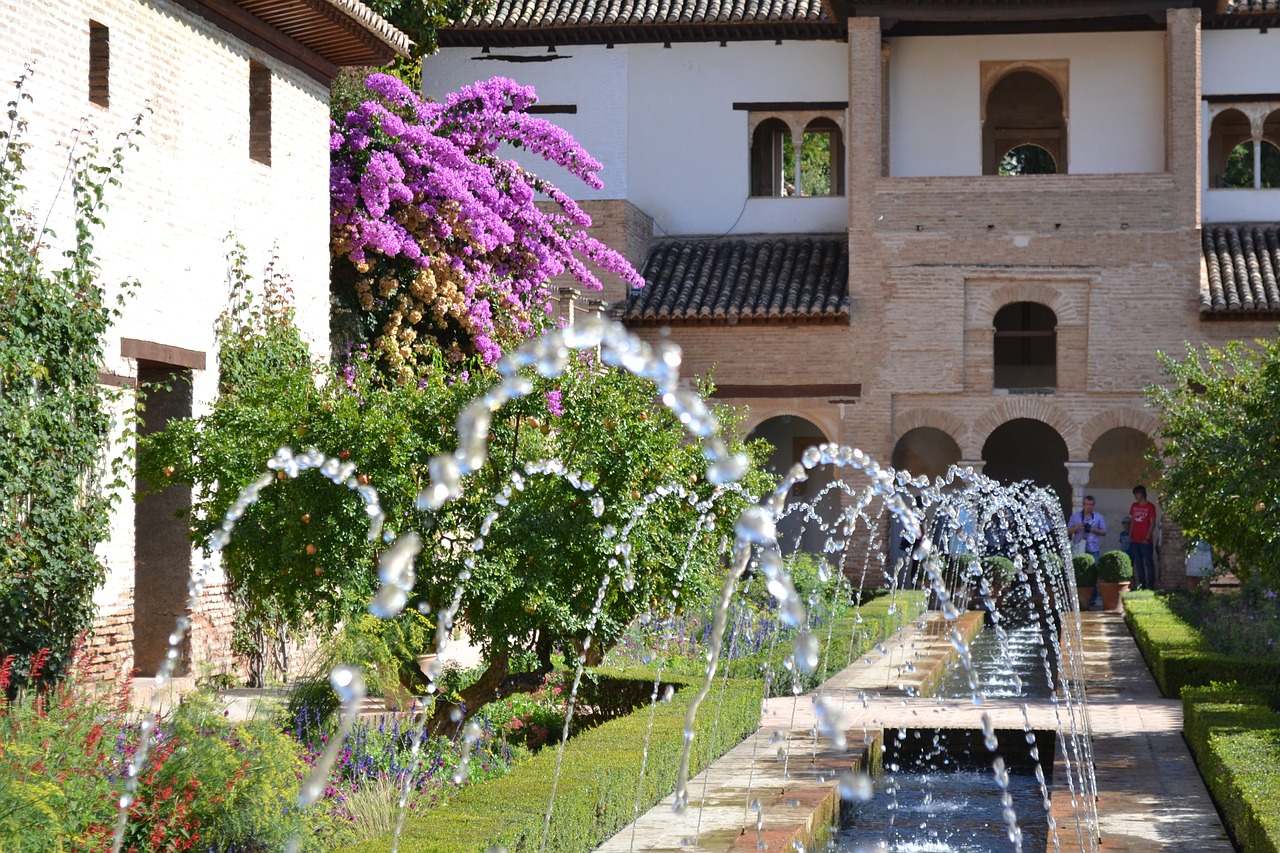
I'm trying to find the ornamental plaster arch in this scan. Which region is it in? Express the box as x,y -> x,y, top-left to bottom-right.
967,280 -> 1086,329
971,398 -> 1081,458
979,60 -> 1070,126
890,407 -> 969,451
1081,407 -> 1160,449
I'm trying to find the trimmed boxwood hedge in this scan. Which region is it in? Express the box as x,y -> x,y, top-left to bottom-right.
338,592 -> 926,853
336,670 -> 761,853
1183,682 -> 1280,853
1122,591 -> 1280,697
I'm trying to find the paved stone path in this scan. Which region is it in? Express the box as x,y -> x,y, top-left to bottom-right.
598,610 -> 1234,853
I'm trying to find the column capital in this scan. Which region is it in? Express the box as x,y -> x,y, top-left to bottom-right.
1063,460 -> 1094,490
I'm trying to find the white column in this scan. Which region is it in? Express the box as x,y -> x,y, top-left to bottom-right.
1063,461 -> 1094,512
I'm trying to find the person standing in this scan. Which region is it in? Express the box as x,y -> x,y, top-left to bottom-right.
1128,486 -> 1159,590
1068,495 -> 1107,567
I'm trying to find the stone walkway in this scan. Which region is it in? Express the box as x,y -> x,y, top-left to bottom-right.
598,611 -> 1233,853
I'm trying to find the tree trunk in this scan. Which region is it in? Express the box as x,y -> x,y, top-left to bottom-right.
427,650 -> 510,736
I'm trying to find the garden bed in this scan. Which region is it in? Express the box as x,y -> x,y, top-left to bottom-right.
1122,590 -> 1280,698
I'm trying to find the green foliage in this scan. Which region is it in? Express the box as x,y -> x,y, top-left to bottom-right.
998,144 -> 1057,176
0,649 -> 334,851
1222,140 -> 1280,189
362,0 -> 488,62
1123,591 -> 1280,698
0,70 -> 140,688
980,555 -> 1017,585
289,610 -> 433,723
1072,553 -> 1098,587
1147,335 -> 1280,588
332,671 -> 763,853
1183,682 -> 1280,853
140,257 -> 771,707
1097,550 -> 1133,583
1164,580 -> 1280,662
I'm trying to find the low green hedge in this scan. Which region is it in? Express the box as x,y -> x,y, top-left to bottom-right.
337,592 -> 925,853
1183,682 -> 1280,853
336,670 -> 760,853
729,591 -> 927,693
1123,592 -> 1280,697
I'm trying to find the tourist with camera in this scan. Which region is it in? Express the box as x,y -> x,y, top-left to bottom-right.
1068,496 -> 1107,607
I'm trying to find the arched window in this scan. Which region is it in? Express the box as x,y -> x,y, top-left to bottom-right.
800,118 -> 845,196
983,70 -> 1065,176
1209,108 -> 1253,188
751,118 -> 791,197
993,302 -> 1056,391
750,113 -> 845,198
1214,108 -> 1280,189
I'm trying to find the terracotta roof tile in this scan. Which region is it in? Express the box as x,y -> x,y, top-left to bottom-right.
622,236 -> 849,325
1201,224 -> 1280,315
1221,0 -> 1280,14
440,0 -> 838,45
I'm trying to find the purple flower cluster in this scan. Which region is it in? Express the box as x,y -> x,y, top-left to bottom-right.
331,74 -> 644,371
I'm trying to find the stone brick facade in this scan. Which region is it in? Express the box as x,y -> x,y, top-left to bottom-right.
612,10 -> 1280,588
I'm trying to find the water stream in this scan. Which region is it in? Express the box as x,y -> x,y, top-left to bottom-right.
111,317 -> 1100,853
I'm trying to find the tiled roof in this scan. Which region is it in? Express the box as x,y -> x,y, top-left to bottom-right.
621,236 -> 849,326
1201,225 -> 1280,316
1221,0 -> 1280,14
439,0 -> 839,46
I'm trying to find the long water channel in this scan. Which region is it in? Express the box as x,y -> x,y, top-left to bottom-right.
836,622 -> 1057,853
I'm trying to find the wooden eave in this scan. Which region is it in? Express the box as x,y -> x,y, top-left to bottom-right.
173,0 -> 410,84
438,19 -> 843,47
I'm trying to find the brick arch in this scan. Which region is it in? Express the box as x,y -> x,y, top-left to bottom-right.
891,407 -> 969,448
972,398 -> 1080,457
968,281 -> 1085,328
741,405 -> 837,445
1081,408 -> 1160,448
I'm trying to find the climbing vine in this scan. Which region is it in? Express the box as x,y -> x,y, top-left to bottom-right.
0,68 -> 141,689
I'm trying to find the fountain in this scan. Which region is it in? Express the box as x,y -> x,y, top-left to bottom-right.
113,316 -> 1099,853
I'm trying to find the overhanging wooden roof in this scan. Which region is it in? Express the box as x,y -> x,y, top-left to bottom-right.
174,0 -> 411,82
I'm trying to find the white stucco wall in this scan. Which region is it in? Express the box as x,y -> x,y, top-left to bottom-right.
888,32 -> 1166,176
1200,31 -> 1280,222
1203,29 -> 1280,95
423,39 -> 849,236
424,45 -> 631,201
626,40 -> 847,235
2,0 -> 333,609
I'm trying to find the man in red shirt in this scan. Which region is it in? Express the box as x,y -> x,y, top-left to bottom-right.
1127,486 -> 1158,590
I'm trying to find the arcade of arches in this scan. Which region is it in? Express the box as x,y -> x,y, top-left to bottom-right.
750,414 -> 1157,564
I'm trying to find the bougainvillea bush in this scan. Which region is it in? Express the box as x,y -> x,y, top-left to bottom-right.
330,74 -> 643,379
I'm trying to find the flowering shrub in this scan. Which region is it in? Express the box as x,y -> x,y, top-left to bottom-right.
330,73 -> 643,378
289,704 -> 519,841
0,646 -> 336,852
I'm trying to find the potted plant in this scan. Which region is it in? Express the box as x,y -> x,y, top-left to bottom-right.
1096,550 -> 1134,611
1073,553 -> 1097,609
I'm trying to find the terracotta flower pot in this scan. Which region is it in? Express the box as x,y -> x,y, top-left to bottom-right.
1097,581 -> 1130,611
1077,586 -> 1095,610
